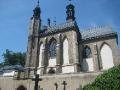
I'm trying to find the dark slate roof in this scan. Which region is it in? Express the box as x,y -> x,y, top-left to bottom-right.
40,21 -> 77,36
40,21 -> 117,40
81,26 -> 117,41
47,21 -> 76,31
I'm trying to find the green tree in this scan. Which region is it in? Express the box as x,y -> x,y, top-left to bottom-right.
2,49 -> 26,66
83,65 -> 120,90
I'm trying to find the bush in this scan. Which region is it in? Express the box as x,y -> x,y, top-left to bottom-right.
83,65 -> 120,90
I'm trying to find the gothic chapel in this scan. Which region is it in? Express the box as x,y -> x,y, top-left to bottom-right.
0,1 -> 120,90
26,1 -> 119,76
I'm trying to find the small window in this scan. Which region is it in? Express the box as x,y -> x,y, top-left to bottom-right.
83,46 -> 92,58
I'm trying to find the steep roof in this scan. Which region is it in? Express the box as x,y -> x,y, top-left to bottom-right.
40,21 -> 117,40
81,26 -> 117,41
40,21 -> 78,36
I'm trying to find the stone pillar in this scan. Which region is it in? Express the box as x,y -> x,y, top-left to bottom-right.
93,44 -> 100,71
74,41 -> 79,72
40,46 -> 45,75
56,43 -> 62,73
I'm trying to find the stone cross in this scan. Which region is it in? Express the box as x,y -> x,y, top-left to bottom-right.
54,83 -> 58,90
32,74 -> 42,90
62,81 -> 67,90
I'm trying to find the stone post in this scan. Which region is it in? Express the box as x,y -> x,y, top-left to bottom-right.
40,46 -> 45,75
93,44 -> 100,71
56,43 -> 62,73
74,41 -> 79,72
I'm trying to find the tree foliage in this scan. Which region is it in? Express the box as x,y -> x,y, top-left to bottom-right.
83,65 -> 120,90
1,49 -> 26,67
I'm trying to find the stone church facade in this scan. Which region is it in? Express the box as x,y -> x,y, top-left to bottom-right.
0,1 -> 120,90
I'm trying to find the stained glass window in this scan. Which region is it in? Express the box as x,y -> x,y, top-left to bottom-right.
83,46 -> 92,58
49,40 -> 57,58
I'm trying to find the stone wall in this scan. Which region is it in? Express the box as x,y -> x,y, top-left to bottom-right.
0,72 -> 102,90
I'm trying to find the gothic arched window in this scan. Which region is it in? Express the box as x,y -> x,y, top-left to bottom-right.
82,46 -> 94,72
83,46 -> 92,58
100,43 -> 114,70
49,39 -> 57,58
63,38 -> 69,64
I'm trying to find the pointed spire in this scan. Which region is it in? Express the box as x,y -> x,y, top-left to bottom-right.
54,17 -> 56,26
33,0 -> 41,19
69,0 -> 72,4
47,18 -> 51,27
37,0 -> 40,7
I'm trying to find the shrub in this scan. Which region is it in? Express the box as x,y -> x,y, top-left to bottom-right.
83,65 -> 120,90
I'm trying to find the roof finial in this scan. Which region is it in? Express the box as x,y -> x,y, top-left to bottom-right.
69,0 -> 72,4
47,18 -> 51,27
54,17 -> 56,26
37,0 -> 39,6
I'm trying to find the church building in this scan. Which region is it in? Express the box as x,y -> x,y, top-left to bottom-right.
0,1 -> 120,90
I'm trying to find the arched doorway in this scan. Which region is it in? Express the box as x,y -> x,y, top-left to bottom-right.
17,85 -> 27,90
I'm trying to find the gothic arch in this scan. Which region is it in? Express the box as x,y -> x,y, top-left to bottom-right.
100,42 -> 112,50
62,34 -> 68,43
48,37 -> 57,66
63,37 -> 69,65
49,38 -> 57,58
17,85 -> 27,90
100,42 -> 114,70
82,45 -> 94,72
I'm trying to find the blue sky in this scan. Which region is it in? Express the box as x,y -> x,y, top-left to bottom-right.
0,0 -> 120,62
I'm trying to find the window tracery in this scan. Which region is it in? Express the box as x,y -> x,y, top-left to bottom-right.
83,46 -> 92,58
49,39 -> 57,58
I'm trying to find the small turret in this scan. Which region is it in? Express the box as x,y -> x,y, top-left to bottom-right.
66,0 -> 75,21
33,2 -> 41,19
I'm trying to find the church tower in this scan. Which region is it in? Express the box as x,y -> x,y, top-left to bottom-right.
25,1 -> 41,76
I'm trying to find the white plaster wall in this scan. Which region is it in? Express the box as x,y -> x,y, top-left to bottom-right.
62,66 -> 74,73
63,39 -> 69,64
3,71 -> 15,77
82,58 -> 94,72
49,58 -> 56,66
101,44 -> 114,70
38,44 -> 43,67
